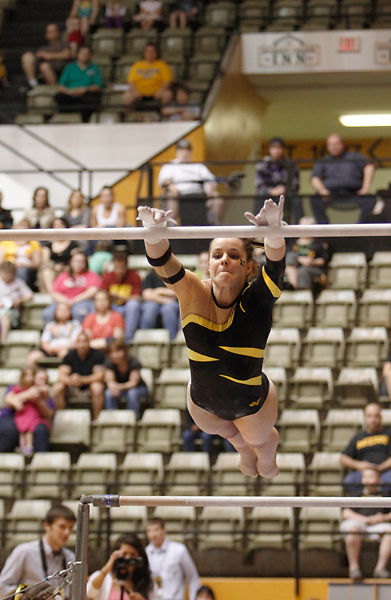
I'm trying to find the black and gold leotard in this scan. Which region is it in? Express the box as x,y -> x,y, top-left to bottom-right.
148,247 -> 285,420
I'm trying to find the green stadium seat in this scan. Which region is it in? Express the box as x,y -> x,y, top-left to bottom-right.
0,330 -> 41,368
25,452 -> 71,499
154,368 -> 189,409
0,369 -> 21,408
91,28 -> 123,57
165,452 -> 210,496
152,506 -> 196,547
357,289 -> 391,328
345,327 -> 388,368
334,367 -> 378,408
6,499 -> 51,547
368,251 -> 391,288
261,453 -> 305,496
314,289 -> 357,329
246,506 -> 293,550
49,113 -> 83,124
301,327 -> 345,369
198,506 -> 244,551
264,367 -> 288,408
118,452 -> 164,495
91,409 -> 136,452
212,452 -> 258,496
273,290 -> 314,329
50,409 -> 91,448
307,452 -> 344,496
299,507 -> 342,550
0,453 -> 25,498
72,452 -> 117,499
131,329 -> 170,370
278,410 -> 320,454
137,408 -> 181,452
326,252 -> 367,291
26,85 -> 58,115
290,367 -> 333,409
322,409 -> 363,452
263,328 -> 301,369
14,113 -> 45,125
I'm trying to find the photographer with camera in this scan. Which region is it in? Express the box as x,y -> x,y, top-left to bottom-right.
87,534 -> 157,600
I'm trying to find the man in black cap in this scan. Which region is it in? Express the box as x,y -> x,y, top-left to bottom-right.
255,137 -> 302,224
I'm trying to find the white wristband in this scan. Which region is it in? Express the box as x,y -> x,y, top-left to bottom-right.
265,235 -> 285,249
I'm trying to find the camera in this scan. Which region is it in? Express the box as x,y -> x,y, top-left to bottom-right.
112,557 -> 143,580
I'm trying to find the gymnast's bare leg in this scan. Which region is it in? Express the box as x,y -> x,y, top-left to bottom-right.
187,382 -> 279,478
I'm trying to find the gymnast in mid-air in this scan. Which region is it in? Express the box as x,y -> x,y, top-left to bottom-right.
138,197 -> 286,478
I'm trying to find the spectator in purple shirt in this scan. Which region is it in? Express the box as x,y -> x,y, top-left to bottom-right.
255,137 -> 302,224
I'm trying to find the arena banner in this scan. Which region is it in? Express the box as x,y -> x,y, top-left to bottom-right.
242,30 -> 391,74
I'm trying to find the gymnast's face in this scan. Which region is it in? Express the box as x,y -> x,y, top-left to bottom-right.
209,238 -> 252,287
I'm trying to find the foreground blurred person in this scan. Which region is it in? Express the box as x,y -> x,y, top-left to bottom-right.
87,533 -> 157,600
0,505 -> 76,599
138,198 -> 286,478
341,467 -> 391,580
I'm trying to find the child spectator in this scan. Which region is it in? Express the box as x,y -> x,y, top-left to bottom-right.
104,339 -> 149,418
66,17 -> 83,58
0,261 -> 33,343
105,0 -> 127,28
27,302 -> 82,367
169,1 -> 198,29
161,83 -> 200,122
100,249 -> 142,343
132,0 -> 163,29
82,289 -> 125,350
285,216 -> 330,290
68,0 -> 99,37
4,367 -> 53,456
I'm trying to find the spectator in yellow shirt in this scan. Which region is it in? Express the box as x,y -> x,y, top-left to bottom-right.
0,219 -> 43,289
122,43 -> 172,112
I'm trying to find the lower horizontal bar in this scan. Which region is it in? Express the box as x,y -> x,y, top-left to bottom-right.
82,494 -> 391,509
2,223 -> 391,242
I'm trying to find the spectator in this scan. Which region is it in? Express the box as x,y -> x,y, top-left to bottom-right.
382,355 -> 391,400
39,215 -> 79,293
105,0 -> 127,28
67,0 -> 99,37
132,1 -> 163,29
146,517 -> 200,600
89,241 -> 113,275
66,17 -> 83,59
21,23 -> 71,88
285,216 -> 330,290
55,46 -> 103,123
0,505 -> 76,599
87,533 -> 157,600
104,339 -> 149,418
169,1 -> 199,28
195,587 -> 215,600
0,369 -> 54,453
82,289 -> 125,350
101,249 -> 142,343
0,219 -> 43,288
4,367 -> 53,456
27,302 -> 82,367
43,250 -> 101,323
340,401 -> 391,495
158,138 -> 224,227
0,191 -> 13,229
64,189 -> 91,228
52,331 -> 105,419
0,261 -> 33,343
255,137 -> 301,224
161,83 -> 200,122
122,43 -> 172,112
23,186 -> 55,229
182,414 -> 233,454
341,467 -> 391,580
311,133 -> 376,224
90,185 -> 126,229
140,269 -> 180,340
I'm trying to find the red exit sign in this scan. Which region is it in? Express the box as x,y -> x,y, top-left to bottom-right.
339,37 -> 361,52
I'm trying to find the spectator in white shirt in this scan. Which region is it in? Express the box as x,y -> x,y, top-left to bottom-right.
158,138 -> 224,226
146,517 -> 200,600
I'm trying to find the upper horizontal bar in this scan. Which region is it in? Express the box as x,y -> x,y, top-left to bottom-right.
4,223 -> 391,242
81,494 -> 391,509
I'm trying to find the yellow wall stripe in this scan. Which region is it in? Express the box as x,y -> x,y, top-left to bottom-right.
262,266 -> 282,298
182,311 -> 235,332
219,374 -> 262,386
188,349 -> 219,362
219,346 -> 264,358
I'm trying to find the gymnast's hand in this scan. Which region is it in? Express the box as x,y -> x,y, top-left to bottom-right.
137,205 -> 176,228
244,195 -> 285,228
137,206 -> 177,244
